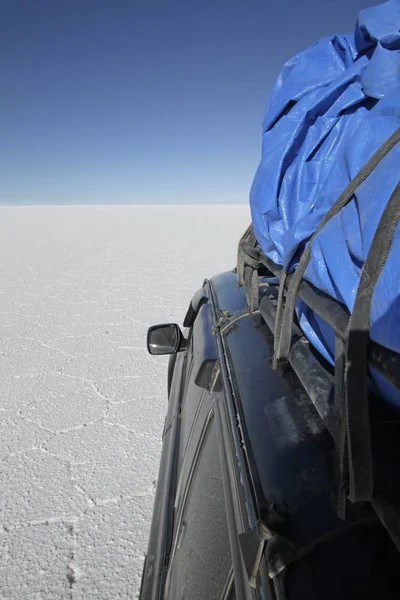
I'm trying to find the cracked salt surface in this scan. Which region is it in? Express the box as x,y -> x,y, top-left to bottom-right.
0,205 -> 248,599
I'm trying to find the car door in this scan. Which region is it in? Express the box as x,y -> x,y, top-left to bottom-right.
141,282 -> 260,600
164,398 -> 235,600
163,288 -> 256,600
140,287 -> 216,600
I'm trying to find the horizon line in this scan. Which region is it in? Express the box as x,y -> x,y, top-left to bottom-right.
0,201 -> 249,207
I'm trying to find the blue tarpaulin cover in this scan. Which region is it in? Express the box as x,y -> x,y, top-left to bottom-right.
250,0 -> 400,406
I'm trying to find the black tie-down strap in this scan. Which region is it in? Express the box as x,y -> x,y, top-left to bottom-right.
269,125 -> 400,511
237,224 -> 262,314
339,181 -> 400,512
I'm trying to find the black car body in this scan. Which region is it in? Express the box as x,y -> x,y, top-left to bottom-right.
140,271 -> 400,600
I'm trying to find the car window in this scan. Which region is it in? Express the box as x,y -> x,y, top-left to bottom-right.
178,372 -> 205,473
165,411 -> 233,600
177,310 -> 207,473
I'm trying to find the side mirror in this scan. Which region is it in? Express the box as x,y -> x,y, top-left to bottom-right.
147,323 -> 184,356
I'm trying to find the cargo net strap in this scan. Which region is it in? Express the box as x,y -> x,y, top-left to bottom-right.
237,224 -> 262,315
238,126 -> 400,521
274,127 -> 400,513
339,181 -> 400,513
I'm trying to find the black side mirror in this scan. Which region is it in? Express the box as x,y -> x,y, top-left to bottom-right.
147,323 -> 184,356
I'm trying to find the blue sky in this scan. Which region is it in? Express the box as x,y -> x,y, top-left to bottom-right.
1,0 -> 380,205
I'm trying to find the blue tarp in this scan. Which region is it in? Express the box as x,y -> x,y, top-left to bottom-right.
250,0 -> 400,407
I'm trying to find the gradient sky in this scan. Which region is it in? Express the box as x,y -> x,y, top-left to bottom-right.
1,0 -> 380,205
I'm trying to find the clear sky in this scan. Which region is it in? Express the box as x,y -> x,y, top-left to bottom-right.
1,0 -> 380,205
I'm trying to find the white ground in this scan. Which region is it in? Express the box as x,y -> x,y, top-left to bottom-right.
0,205 -> 249,599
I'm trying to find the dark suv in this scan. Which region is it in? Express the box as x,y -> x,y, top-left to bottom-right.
140,270 -> 400,600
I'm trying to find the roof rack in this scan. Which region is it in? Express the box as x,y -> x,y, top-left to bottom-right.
242,243 -> 400,554
259,249 -> 400,393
